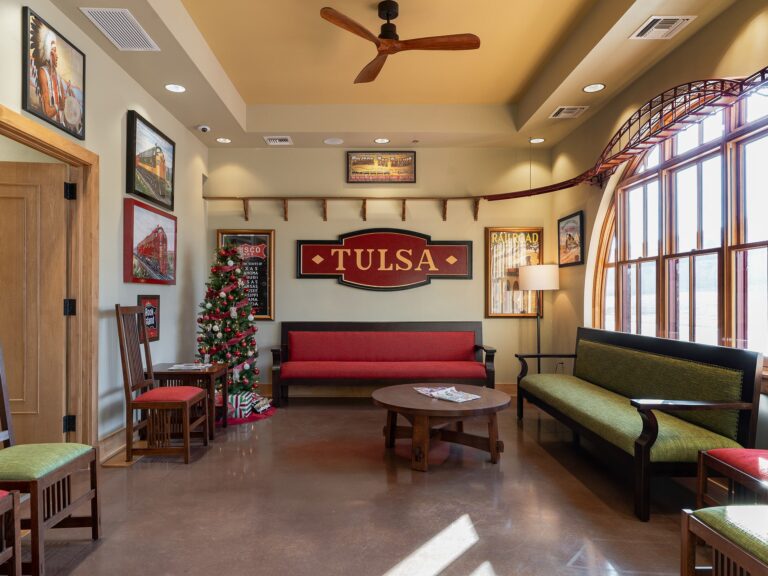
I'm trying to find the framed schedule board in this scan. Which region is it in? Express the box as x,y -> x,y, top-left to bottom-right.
217,229 -> 275,320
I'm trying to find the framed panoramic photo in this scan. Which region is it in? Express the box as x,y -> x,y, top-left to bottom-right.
485,227 -> 543,317
23,7 -> 86,139
124,198 -> 177,285
558,210 -> 584,267
137,294 -> 160,342
127,110 -> 176,211
217,229 -> 275,320
347,151 -> 416,184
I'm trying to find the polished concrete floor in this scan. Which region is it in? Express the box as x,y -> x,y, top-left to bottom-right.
40,400 -> 692,575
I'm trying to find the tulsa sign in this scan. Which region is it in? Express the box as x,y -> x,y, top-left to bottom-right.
297,229 -> 472,290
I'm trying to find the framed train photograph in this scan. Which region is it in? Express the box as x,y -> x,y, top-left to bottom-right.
346,151 -> 415,183
126,110 -> 176,211
124,198 -> 177,285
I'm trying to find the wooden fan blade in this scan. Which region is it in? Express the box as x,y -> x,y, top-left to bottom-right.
320,7 -> 380,46
354,53 -> 388,84
394,34 -> 481,52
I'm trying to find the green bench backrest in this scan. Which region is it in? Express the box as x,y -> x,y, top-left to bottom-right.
573,339 -> 743,440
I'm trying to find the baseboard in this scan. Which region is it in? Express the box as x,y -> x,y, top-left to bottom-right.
97,427 -> 126,463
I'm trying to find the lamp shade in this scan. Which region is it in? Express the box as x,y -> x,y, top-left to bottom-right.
518,264 -> 559,291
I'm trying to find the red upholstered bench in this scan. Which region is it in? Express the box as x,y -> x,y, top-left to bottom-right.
271,322 -> 495,406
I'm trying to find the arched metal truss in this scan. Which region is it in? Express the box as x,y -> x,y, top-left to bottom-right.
485,65 -> 768,201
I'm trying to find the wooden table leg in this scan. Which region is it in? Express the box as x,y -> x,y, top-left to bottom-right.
411,415 -> 430,472
488,413 -> 500,464
222,373 -> 229,429
385,411 -> 397,449
207,376 -> 215,440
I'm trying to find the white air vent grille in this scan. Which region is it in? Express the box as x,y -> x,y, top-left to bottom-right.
630,16 -> 695,40
263,136 -> 293,146
80,8 -> 160,51
549,106 -> 589,119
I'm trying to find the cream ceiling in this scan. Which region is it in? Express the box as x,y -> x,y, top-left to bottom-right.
180,0 -> 595,105
52,0 -> 737,149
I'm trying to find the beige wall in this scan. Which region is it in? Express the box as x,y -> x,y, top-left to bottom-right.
0,0 -> 209,438
205,147 -> 577,387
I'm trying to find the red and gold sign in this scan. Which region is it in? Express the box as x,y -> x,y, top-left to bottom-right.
297,229 -> 472,291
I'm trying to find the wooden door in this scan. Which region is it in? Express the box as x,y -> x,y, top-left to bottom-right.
0,162 -> 69,444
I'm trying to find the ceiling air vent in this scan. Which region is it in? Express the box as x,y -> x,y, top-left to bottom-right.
80,8 -> 160,52
630,16 -> 696,40
263,136 -> 294,146
549,106 -> 589,119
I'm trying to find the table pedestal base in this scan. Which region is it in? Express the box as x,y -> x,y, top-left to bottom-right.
382,411 -> 504,471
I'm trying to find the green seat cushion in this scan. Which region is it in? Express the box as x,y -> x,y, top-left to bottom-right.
520,374 -> 740,462
0,443 -> 93,481
694,506 -> 768,565
573,340 -> 744,440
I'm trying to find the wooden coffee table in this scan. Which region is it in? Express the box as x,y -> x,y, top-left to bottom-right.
372,384 -> 511,471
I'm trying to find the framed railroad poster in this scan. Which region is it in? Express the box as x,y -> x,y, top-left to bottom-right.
137,294 -> 160,342
217,229 -> 275,320
485,227 -> 542,317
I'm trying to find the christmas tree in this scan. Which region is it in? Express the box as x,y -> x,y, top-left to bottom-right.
196,245 -> 260,398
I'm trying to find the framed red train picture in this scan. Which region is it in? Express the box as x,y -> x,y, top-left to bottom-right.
124,198 -> 177,285
126,110 -> 175,211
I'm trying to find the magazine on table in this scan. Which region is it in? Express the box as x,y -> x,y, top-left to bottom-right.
167,363 -> 212,370
414,386 -> 480,403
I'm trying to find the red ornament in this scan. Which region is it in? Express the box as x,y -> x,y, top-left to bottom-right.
229,274 -> 236,281
197,336 -> 203,342
254,368 -> 260,375
227,295 -> 234,301
225,327 -> 232,333
226,353 -> 232,359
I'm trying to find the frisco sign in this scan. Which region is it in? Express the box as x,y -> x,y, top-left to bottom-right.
297,229 -> 472,291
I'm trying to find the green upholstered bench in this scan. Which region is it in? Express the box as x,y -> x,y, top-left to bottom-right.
682,506 -> 768,574
516,328 -> 762,521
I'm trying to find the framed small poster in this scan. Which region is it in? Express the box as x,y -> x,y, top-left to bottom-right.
124,198 -> 177,285
347,151 -> 416,183
137,294 -> 160,342
127,110 -> 176,211
217,229 -> 274,320
23,7 -> 86,139
485,227 -> 542,317
558,210 -> 584,267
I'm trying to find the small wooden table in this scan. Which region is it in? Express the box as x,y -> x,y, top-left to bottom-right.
372,384 -> 511,471
150,363 -> 229,440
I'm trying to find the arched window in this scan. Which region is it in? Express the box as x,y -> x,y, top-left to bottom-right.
595,88 -> 768,354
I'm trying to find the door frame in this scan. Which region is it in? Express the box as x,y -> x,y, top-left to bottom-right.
0,104 -> 99,446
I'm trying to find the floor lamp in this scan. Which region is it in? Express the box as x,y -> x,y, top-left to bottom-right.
518,264 -> 560,373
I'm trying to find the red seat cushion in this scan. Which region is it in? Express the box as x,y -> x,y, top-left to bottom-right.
134,386 -> 205,403
288,331 -> 477,362
0,490 -> 8,499
280,361 -> 486,380
705,448 -> 768,481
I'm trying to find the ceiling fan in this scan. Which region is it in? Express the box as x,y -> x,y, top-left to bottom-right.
320,1 -> 481,84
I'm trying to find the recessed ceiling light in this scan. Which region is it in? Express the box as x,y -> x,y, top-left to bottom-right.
529,137 -> 545,144
324,137 -> 344,145
374,138 -> 390,144
583,83 -> 605,93
216,137 -> 232,144
165,83 -> 186,93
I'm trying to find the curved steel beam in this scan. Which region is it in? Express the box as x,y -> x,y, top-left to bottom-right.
486,65 -> 768,201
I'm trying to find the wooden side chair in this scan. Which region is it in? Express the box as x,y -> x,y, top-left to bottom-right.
115,305 -> 208,464
0,347 -> 100,576
698,448 -> 768,507
0,490 -> 21,576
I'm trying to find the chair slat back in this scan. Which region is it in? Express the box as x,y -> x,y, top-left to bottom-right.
0,347 -> 15,448
115,305 -> 155,402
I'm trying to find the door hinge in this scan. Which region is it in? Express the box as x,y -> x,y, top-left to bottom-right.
63,414 -> 77,433
64,182 -> 77,200
63,299 -> 77,316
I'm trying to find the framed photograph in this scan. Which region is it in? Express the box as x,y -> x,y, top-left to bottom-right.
23,7 -> 86,139
347,151 -> 415,184
127,110 -> 176,211
217,229 -> 275,320
485,227 -> 543,317
558,210 -> 584,267
124,198 -> 177,285
137,295 -> 160,342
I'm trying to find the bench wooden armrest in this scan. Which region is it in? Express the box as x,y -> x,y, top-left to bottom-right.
475,345 -> 496,388
271,347 -> 283,369
515,354 -> 577,382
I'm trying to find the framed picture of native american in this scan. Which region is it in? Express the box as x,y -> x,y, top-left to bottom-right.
346,151 -> 416,183
127,110 -> 176,211
217,229 -> 275,321
558,210 -> 584,267
485,227 -> 542,317
124,198 -> 177,285
23,7 -> 86,139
